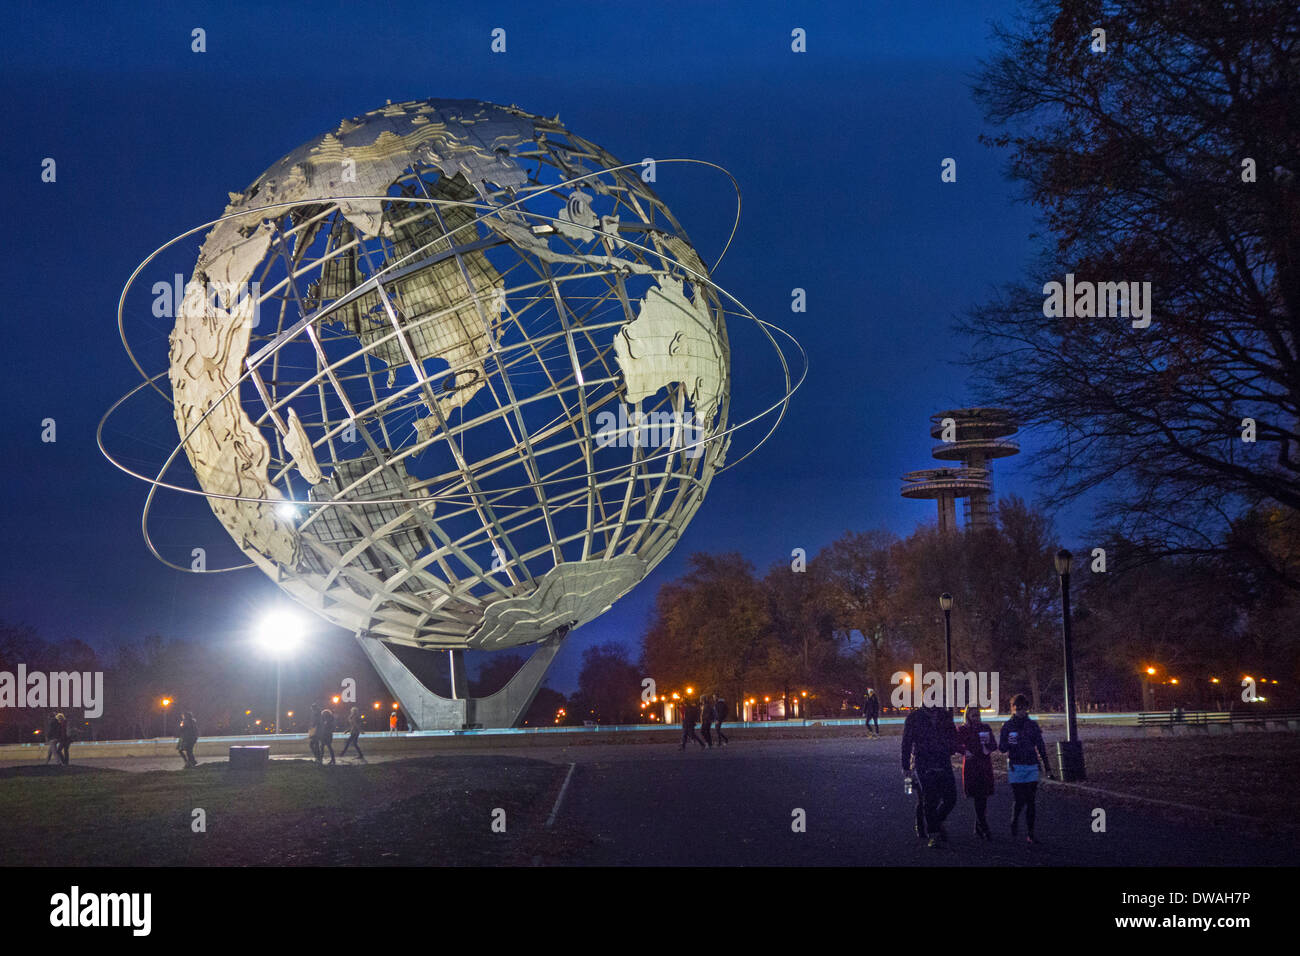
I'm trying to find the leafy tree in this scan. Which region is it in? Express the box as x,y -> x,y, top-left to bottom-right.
640,552 -> 771,706
964,0 -> 1300,585
573,642 -> 641,724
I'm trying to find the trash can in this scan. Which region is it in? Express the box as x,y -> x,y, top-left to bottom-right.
229,745 -> 269,769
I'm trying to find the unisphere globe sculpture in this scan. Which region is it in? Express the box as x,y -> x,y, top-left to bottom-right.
137,98 -> 766,653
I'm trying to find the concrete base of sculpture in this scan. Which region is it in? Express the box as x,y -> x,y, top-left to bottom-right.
355,629 -> 567,730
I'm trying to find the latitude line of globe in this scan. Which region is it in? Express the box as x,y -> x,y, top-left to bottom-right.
103,199 -> 803,518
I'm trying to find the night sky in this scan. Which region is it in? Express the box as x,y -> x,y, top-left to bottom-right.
0,0 -> 1082,692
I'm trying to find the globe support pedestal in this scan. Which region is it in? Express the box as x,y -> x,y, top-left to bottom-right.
356,630 -> 568,731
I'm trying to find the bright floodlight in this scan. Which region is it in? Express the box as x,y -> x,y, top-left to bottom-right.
256,609 -> 305,657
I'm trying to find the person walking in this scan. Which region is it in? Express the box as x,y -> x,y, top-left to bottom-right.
341,707 -> 365,761
389,710 -> 399,735
177,711 -> 200,768
318,708 -> 336,765
955,705 -> 996,839
45,713 -> 62,764
699,695 -> 715,747
308,702 -> 323,760
999,694 -> 1054,843
714,694 -> 730,746
863,689 -> 880,737
679,698 -> 706,751
55,713 -> 72,765
900,703 -> 957,848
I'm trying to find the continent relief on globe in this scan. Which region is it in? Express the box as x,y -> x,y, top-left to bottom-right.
614,276 -> 725,430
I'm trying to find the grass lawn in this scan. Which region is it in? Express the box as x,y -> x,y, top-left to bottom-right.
1041,733 -> 1300,829
0,755 -> 570,866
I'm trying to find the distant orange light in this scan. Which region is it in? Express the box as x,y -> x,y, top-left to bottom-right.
161,698 -> 172,707
904,675 -> 912,683
392,702 -> 399,709
287,711 -> 294,717
255,719 -> 262,725
764,696 -> 770,702
801,691 -> 807,697
332,696 -> 340,704
245,710 -> 252,715
1211,678 -> 1220,684
1146,667 -> 1156,675
373,702 -> 381,709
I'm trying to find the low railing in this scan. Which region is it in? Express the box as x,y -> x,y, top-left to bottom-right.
1137,709 -> 1300,727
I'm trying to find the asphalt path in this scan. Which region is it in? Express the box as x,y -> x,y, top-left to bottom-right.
547,736 -> 1295,866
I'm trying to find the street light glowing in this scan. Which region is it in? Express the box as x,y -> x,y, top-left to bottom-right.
256,609 -> 305,657
332,695 -> 340,704
1146,667 -> 1157,675
373,702 -> 381,709
161,698 -> 172,707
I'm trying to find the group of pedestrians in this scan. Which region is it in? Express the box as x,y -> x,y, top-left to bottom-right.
679,693 -> 730,750
901,693 -> 1053,848
309,703 -> 367,764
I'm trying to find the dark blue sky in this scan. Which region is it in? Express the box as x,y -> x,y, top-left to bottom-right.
0,0 -> 1079,691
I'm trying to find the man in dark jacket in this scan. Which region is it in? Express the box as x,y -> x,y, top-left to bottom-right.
45,713 -> 62,764
55,713 -> 73,765
714,695 -> 730,746
318,708 -> 336,765
177,711 -> 200,767
679,699 -> 706,751
901,704 -> 957,847
863,689 -> 880,737
699,696 -> 715,747
308,702 -> 323,760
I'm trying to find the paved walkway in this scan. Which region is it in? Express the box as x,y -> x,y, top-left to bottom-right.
547,736 -> 1293,866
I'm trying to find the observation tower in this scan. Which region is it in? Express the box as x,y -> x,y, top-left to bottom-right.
900,408 -> 1019,532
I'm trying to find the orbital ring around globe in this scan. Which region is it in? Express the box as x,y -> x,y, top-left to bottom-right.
104,187 -> 800,522
100,189 -> 807,565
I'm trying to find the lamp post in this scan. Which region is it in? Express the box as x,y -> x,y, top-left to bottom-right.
1142,666 -> 1159,711
939,592 -> 954,709
256,609 -> 305,739
1054,549 -> 1085,781
161,697 -> 172,738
